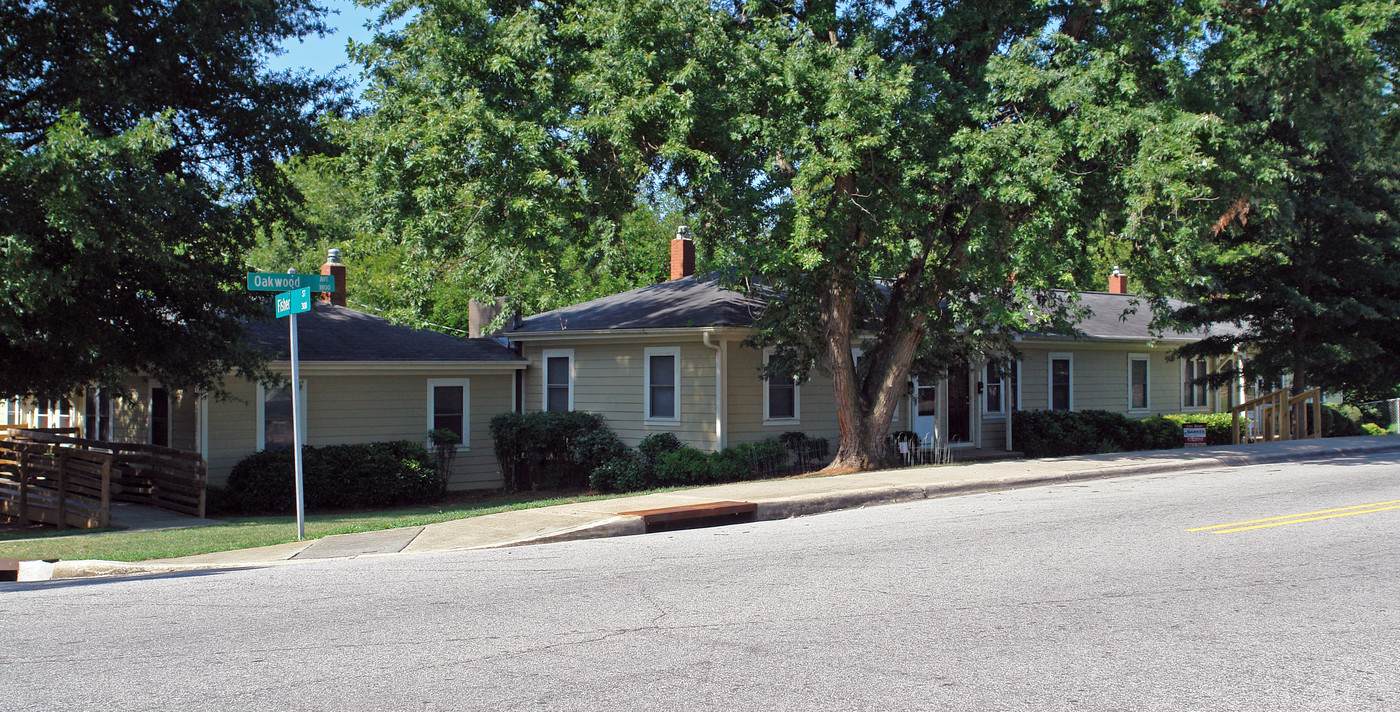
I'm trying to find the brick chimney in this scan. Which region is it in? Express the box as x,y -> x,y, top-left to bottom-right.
469,297 -> 507,338
670,226 -> 695,281
320,248 -> 347,306
1108,266 -> 1128,294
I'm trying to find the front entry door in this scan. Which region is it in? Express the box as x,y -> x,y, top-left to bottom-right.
912,380 -> 938,442
946,365 -> 972,443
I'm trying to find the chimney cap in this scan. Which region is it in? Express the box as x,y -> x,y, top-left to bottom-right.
1111,265 -> 1122,277
675,225 -> 692,241
326,248 -> 342,264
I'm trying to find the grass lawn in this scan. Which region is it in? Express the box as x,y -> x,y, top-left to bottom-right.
0,490 -> 660,563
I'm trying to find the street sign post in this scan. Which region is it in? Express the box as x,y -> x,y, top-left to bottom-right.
248,270 -> 319,540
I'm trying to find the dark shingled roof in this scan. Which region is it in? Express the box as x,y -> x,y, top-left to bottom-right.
1043,291 -> 1225,341
247,304 -> 524,363
511,275 -> 765,333
510,277 -> 1228,342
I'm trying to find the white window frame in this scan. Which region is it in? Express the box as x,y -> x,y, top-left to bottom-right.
1048,353 -> 1073,412
643,347 -> 681,425
426,378 -> 471,450
84,387 -> 114,441
984,362 -> 1011,417
1127,354 -> 1151,412
541,348 -> 574,412
1,397 -> 26,427
762,348 -> 801,425
256,380 -> 307,452
1181,358 -> 1210,410
36,398 -> 74,430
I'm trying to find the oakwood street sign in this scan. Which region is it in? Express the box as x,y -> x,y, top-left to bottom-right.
247,272 -> 336,292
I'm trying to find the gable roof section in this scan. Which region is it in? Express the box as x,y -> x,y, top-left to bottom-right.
510,275 -> 765,334
1036,291 -> 1225,342
509,277 -> 1228,343
247,304 -> 523,363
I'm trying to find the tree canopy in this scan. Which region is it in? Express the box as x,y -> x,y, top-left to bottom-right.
1169,0 -> 1400,402
0,0 -> 345,400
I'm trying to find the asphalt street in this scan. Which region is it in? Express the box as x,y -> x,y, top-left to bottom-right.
3,452 -> 1397,711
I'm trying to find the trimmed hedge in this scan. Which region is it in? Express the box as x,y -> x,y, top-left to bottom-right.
588,436 -> 796,493
221,441 -> 439,514
1012,410 -> 1195,458
1158,413 -> 1239,446
489,411 -> 615,491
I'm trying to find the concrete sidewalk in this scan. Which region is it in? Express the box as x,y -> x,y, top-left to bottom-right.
36,435 -> 1400,580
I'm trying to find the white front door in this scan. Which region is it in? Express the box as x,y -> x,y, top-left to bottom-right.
911,379 -> 938,443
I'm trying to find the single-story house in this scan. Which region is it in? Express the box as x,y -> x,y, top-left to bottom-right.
3,252 -> 526,490
503,236 -> 1234,457
3,241 -> 1234,493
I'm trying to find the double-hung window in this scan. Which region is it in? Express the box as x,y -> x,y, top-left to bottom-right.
85,387 -> 112,441
1183,358 -> 1210,408
257,381 -> 306,451
1128,355 -> 1150,411
763,349 -> 799,422
644,347 -> 680,423
427,378 -> 470,448
542,349 -> 574,412
1049,354 -> 1073,411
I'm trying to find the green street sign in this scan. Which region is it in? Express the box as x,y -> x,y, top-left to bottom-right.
247,272 -> 336,292
275,287 -> 312,318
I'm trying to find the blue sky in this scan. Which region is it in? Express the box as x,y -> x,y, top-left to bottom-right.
263,1 -> 382,93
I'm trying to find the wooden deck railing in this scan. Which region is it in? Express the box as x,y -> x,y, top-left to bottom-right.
0,430 -> 206,530
1229,387 -> 1323,444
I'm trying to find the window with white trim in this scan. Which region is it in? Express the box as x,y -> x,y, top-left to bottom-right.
85,387 -> 113,441
35,399 -> 73,430
542,349 -> 574,412
1128,355 -> 1150,411
1183,358 -> 1209,408
985,363 -> 1004,414
1,398 -> 23,426
1049,354 -> 1073,411
763,349 -> 799,422
427,378 -> 470,448
257,381 -> 306,451
644,347 -> 680,422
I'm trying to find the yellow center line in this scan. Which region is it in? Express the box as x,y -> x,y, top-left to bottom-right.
1186,498 -> 1400,532
1207,505 -> 1400,534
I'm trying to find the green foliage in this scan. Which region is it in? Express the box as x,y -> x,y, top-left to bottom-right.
222,441 -> 439,514
1321,404 -> 1365,438
654,447 -> 716,486
426,428 -> 460,495
0,0 -> 345,400
638,433 -> 684,465
1169,2 -> 1400,402
1013,410 -> 1196,458
1158,413 -> 1242,446
489,411 -> 620,490
1363,423 -> 1388,436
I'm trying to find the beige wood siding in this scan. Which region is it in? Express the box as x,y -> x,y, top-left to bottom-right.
520,338 -> 719,450
1015,342 -> 1218,416
726,343 -> 841,447
204,371 -> 515,490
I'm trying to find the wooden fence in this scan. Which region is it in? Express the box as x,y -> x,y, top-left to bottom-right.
0,429 -> 206,530
1229,387 -> 1323,444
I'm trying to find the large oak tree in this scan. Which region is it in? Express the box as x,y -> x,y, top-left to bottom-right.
348,0 -> 1263,469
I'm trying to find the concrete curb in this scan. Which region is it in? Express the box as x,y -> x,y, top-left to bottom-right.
22,437 -> 1400,581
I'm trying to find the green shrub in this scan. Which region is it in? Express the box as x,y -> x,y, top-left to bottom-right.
1321,404 -> 1364,437
1358,401 -> 1395,430
589,451 -> 652,493
1363,422 -> 1388,436
638,432 -> 683,464
654,447 -> 715,485
489,411 -> 617,491
1138,416 -> 1185,450
1159,413 -> 1241,445
711,445 -> 753,481
223,441 -> 439,514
